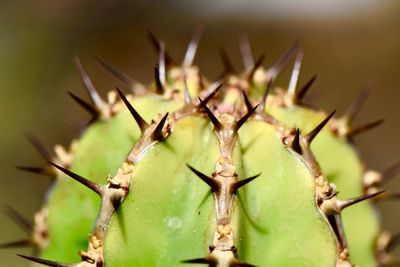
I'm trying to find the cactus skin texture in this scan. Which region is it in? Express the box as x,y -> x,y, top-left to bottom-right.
4,29 -> 398,267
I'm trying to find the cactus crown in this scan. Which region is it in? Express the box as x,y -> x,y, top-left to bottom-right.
3,27 -> 398,267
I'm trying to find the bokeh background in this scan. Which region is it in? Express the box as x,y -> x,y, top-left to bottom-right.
1,1 -> 400,266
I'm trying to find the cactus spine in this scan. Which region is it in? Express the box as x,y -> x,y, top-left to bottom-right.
2,28 -> 397,267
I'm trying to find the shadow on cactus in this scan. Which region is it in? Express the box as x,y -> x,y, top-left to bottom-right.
3,27 -> 400,267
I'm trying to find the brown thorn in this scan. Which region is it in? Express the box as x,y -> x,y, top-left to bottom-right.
68,91 -> 98,117
287,51 -> 304,96
259,79 -> 273,111
158,41 -> 167,87
219,47 -> 236,75
338,190 -> 385,211
247,54 -> 265,83
346,119 -> 385,137
73,56 -> 103,109
3,203 -> 32,234
238,33 -> 254,70
295,75 -> 317,102
265,40 -> 300,80
154,66 -> 164,94
187,164 -> 219,192
344,84 -> 372,126
292,128 -> 302,154
49,162 -> 103,196
183,25 -> 204,67
241,90 -> 253,112
182,257 -> 217,266
230,261 -> 257,267
232,173 -> 261,193
147,30 -> 175,66
305,110 -> 336,144
24,132 -> 53,162
202,80 -> 224,105
17,254 -> 71,267
116,88 -> 148,132
382,161 -> 400,185
16,166 -> 50,176
198,97 -> 222,130
152,112 -> 169,141
96,57 -> 141,89
0,239 -> 31,249
235,104 -> 259,131
183,76 -> 192,104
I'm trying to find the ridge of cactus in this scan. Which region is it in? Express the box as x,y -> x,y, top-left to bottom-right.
3,28 -> 399,267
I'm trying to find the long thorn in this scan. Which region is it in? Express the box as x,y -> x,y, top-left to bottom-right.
238,33 -> 254,70
158,41 -> 166,87
296,75 -> 317,102
292,128 -> 302,154
344,84 -> 372,125
68,92 -> 98,117
265,40 -> 300,80
242,90 -> 253,112
116,88 -> 148,132
96,57 -> 139,88
183,25 -> 204,67
231,261 -> 257,267
16,166 -> 49,176
338,190 -> 385,211
287,51 -> 304,96
154,66 -> 164,94
3,204 -> 32,234
147,30 -> 175,65
232,174 -> 261,192
198,97 -> 222,130
25,132 -> 52,161
235,104 -> 259,131
382,161 -> 400,185
182,257 -> 216,265
260,79 -> 273,111
18,254 -> 71,267
152,113 -> 169,141
49,162 -> 103,196
219,47 -> 236,74
0,239 -> 31,249
74,56 -> 103,108
202,80 -> 224,104
305,110 -> 336,144
187,164 -> 219,191
347,119 -> 384,137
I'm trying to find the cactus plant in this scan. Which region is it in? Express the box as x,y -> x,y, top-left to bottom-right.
2,28 -> 398,267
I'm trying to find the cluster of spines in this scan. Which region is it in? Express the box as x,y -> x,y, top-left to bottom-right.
2,27 -> 399,267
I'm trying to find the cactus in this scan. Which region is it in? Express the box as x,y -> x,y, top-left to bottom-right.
2,28 -> 398,267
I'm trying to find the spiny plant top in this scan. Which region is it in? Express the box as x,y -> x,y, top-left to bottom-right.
3,28 -> 400,267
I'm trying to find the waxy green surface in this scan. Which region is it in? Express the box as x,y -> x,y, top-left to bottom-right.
237,120 -> 337,266
41,96 -> 182,262
267,104 -> 379,267
104,116 -> 219,266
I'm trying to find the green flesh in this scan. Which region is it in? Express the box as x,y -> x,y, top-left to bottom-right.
103,116 -> 337,266
37,92 -> 378,267
104,116 -> 219,266
41,96 -> 182,262
267,104 -> 379,267
237,120 -> 337,267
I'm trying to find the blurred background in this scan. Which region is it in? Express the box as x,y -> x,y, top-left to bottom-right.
0,0 -> 400,266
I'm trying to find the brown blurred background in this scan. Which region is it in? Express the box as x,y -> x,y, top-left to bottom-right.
1,1 -> 400,266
